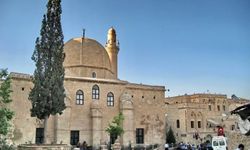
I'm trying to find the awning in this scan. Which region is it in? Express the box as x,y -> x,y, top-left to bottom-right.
238,116 -> 250,135
207,119 -> 220,126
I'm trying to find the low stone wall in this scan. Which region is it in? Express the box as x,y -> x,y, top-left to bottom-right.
18,144 -> 71,150
227,132 -> 250,150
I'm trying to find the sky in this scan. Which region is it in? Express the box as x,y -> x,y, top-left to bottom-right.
0,0 -> 249,99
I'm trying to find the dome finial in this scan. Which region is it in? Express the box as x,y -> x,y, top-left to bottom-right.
82,28 -> 85,38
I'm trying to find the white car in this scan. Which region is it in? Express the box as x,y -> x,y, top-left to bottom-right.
212,136 -> 228,150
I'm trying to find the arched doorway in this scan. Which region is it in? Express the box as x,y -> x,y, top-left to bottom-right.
204,134 -> 212,143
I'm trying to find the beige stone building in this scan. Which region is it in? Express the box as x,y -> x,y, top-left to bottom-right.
165,94 -> 249,146
8,28 -> 167,148
4,27 -> 249,149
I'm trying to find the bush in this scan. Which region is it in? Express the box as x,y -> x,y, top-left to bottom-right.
0,138 -> 15,150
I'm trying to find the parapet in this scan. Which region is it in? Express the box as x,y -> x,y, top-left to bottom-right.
9,72 -> 32,80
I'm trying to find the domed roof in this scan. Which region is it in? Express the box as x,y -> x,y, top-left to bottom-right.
63,37 -> 112,77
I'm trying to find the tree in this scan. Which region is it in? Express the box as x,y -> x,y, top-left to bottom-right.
0,69 -> 14,137
166,126 -> 176,144
29,0 -> 65,144
106,113 -> 124,144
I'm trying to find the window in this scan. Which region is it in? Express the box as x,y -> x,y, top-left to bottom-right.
176,120 -> 180,128
219,140 -> 225,146
231,125 -> 235,130
198,121 -> 201,128
217,105 -> 220,111
223,105 -> 226,111
76,90 -> 84,105
213,141 -> 218,146
92,72 -> 96,78
92,85 -> 99,99
70,130 -> 79,145
136,128 -> 144,144
35,128 -> 44,144
107,92 -> 114,106
191,121 -> 194,128
208,105 -> 211,111
63,53 -> 66,59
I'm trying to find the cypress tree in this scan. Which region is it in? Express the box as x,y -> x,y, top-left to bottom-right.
166,126 -> 176,144
29,0 -> 65,144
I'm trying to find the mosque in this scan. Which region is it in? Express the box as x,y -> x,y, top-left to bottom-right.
8,28 -> 167,148
6,28 -> 249,149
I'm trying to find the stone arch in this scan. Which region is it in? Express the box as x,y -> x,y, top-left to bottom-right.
197,112 -> 203,128
197,112 -> 202,118
189,111 -> 196,129
120,92 -> 133,109
204,134 -> 212,143
190,111 -> 196,118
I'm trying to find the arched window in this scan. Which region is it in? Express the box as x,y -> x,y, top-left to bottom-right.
107,92 -> 114,106
191,112 -> 196,117
176,120 -> 180,128
92,85 -> 99,99
76,90 -> 84,105
92,72 -> 96,78
191,121 -> 194,128
198,121 -> 202,128
208,105 -> 212,111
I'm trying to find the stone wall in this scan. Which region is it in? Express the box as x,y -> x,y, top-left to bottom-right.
18,144 -> 71,150
10,72 -> 166,148
227,132 -> 250,150
9,74 -> 37,145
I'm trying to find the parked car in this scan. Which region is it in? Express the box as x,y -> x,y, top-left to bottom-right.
212,136 -> 227,150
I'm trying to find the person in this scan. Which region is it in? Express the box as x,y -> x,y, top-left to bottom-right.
82,141 -> 88,150
74,141 -> 80,150
76,141 -> 81,148
205,140 -> 213,150
164,143 -> 169,150
235,144 -> 244,150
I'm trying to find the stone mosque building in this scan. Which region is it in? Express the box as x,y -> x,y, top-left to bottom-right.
5,28 -> 249,148
8,28 -> 167,148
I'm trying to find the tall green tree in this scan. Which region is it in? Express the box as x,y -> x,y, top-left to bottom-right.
166,126 -> 176,144
29,0 -> 65,144
0,69 -> 14,136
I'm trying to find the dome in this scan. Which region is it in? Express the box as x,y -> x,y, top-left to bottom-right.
63,37 -> 113,78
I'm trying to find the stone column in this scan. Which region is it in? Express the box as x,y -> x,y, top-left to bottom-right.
91,101 -> 103,149
55,97 -> 71,144
120,93 -> 134,148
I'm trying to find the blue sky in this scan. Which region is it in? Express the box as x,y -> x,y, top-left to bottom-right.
0,0 -> 249,99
